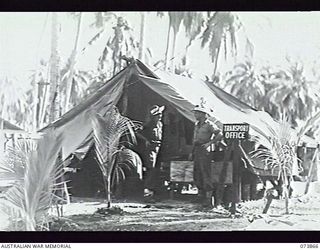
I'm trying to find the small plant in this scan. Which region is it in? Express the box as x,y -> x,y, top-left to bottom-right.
250,116 -> 301,214
0,130 -> 65,231
92,106 -> 142,208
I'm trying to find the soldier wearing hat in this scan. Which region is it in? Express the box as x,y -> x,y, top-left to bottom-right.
138,105 -> 165,200
191,101 -> 223,208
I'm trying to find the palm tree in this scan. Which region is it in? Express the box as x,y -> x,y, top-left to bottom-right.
64,12 -> 83,113
201,12 -> 238,75
0,76 -> 27,129
138,12 -> 146,61
60,68 -> 94,108
177,12 -> 207,74
48,12 -> 61,123
264,61 -> 320,127
224,61 -> 265,110
250,116 -> 300,214
29,59 -> 50,130
0,130 -> 65,231
157,12 -> 185,71
92,107 -> 142,208
183,12 -> 206,52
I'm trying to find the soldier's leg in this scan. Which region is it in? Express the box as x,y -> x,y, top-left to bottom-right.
214,183 -> 225,207
200,151 -> 214,207
144,146 -> 160,196
192,150 -> 205,203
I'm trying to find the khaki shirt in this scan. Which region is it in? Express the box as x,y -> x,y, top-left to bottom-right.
142,120 -> 163,145
193,119 -> 220,146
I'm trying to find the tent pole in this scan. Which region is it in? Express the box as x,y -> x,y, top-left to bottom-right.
231,140 -> 240,215
304,146 -> 319,195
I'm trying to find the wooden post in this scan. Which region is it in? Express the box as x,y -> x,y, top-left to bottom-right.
263,189 -> 274,214
231,140 -> 241,215
304,146 -> 319,195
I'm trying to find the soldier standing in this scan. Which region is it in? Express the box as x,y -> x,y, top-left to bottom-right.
192,103 -> 223,208
138,105 -> 165,201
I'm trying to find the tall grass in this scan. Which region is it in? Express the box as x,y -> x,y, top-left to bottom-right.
0,130 -> 65,231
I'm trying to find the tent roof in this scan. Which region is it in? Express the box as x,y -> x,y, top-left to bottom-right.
40,60 -> 317,160
138,69 -> 273,144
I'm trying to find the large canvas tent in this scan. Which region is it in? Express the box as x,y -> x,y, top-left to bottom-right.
40,60 -> 316,156
40,60 -> 316,189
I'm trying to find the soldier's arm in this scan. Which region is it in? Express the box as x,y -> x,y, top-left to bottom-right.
202,124 -> 223,148
210,125 -> 223,144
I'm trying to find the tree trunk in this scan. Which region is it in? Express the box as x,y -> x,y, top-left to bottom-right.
262,192 -> 274,214
164,21 -> 171,71
48,12 -> 60,123
213,45 -> 221,76
138,12 -> 145,61
65,13 -> 83,113
0,102 -> 5,130
107,175 -> 112,208
39,83 -> 49,128
282,170 -> 290,214
33,82 -> 39,131
25,216 -> 36,231
170,31 -> 177,73
284,190 -> 289,214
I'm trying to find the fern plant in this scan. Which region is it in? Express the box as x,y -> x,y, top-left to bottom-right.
0,130 -> 65,231
92,106 -> 142,208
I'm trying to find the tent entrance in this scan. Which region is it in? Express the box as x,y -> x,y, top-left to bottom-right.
122,80 -> 194,162
68,80 -> 195,198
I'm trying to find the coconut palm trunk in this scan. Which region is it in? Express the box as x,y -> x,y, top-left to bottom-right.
281,169 -> 290,214
33,82 -> 39,131
164,24 -> 171,71
138,12 -> 146,61
170,31 -> 177,72
1,102 -> 5,129
65,13 -> 83,113
39,83 -> 50,128
213,45 -> 221,76
105,155 -> 117,208
48,12 -> 60,123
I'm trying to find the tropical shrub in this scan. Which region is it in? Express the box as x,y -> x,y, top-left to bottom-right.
0,130 -> 65,231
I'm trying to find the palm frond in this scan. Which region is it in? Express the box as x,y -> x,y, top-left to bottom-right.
297,109 -> 320,145
0,129 -> 65,231
117,147 -> 143,179
250,115 -> 299,181
91,106 -> 141,206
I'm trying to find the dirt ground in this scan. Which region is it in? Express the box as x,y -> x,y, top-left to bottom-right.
1,185 -> 320,231
48,198 -> 249,231
46,192 -> 320,231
